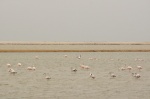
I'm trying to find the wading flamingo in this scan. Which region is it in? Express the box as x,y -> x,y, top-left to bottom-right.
80,64 -> 90,69
17,63 -> 22,66
7,63 -> 11,67
137,65 -> 142,71
119,67 -> 126,71
8,68 -> 17,74
43,73 -> 51,80
132,73 -> 141,78
64,55 -> 68,58
77,55 -> 81,59
35,56 -> 39,59
109,72 -> 116,78
127,66 -> 132,72
27,67 -> 33,70
71,67 -> 77,72
27,66 -> 36,70
32,66 -> 36,70
90,73 -> 95,79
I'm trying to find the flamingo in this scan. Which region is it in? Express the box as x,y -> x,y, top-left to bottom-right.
17,63 -> 21,66
119,67 -> 126,71
8,68 -> 17,74
84,65 -> 90,69
137,65 -> 142,71
80,64 -> 90,69
109,72 -> 116,78
80,64 -> 85,69
77,55 -> 81,59
32,66 -> 36,70
35,56 -> 39,59
132,73 -> 141,78
127,66 -> 132,72
7,63 -> 11,67
135,73 -> 141,78
71,67 -> 77,72
27,67 -> 33,70
27,66 -> 36,70
64,55 -> 68,58
43,73 -> 51,80
90,73 -> 95,79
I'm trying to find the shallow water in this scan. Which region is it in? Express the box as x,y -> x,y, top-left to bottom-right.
0,44 -> 150,51
0,52 -> 150,99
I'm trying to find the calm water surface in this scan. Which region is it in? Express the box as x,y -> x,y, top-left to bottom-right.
0,44 -> 150,50
0,52 -> 150,99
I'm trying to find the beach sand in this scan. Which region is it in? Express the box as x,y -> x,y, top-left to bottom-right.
0,42 -> 150,52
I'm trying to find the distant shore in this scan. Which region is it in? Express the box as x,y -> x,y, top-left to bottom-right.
0,42 -> 150,52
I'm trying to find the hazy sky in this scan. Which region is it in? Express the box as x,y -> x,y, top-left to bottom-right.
0,0 -> 150,42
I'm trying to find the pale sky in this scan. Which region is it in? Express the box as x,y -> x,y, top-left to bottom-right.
0,0 -> 150,42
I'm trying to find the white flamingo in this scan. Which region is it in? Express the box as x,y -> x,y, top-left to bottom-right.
119,67 -> 126,71
7,63 -> 11,67
64,55 -> 68,58
71,67 -> 77,72
80,64 -> 90,69
137,65 -> 142,71
135,73 -> 141,78
27,67 -> 33,70
132,73 -> 141,78
109,72 -> 116,78
127,66 -> 132,72
17,63 -> 22,66
77,55 -> 81,59
8,68 -> 17,74
90,73 -> 95,79
84,65 -> 90,69
35,56 -> 39,59
27,66 -> 36,70
32,66 -> 36,70
43,73 -> 51,80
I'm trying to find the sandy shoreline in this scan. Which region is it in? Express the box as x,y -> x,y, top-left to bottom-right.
0,42 -> 150,52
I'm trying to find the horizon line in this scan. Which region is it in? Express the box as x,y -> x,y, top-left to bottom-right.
0,41 -> 150,45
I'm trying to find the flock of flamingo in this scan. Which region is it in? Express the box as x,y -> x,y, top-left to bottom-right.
6,54 -> 143,80
67,55 -> 142,79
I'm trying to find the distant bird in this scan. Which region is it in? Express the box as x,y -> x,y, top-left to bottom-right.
109,72 -> 116,78
17,63 -> 22,66
119,67 -> 126,71
7,63 -> 11,67
80,64 -> 90,69
64,55 -> 68,57
27,66 -> 36,70
8,68 -> 17,74
135,73 -> 141,78
80,64 -> 85,69
43,73 -> 51,80
77,55 -> 81,59
35,56 -> 39,59
27,67 -> 33,70
71,67 -> 77,72
32,66 -> 36,70
135,58 -> 144,61
132,73 -> 141,78
90,73 -> 95,79
84,65 -> 90,69
127,66 -> 132,72
137,65 -> 142,71
89,58 -> 93,60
